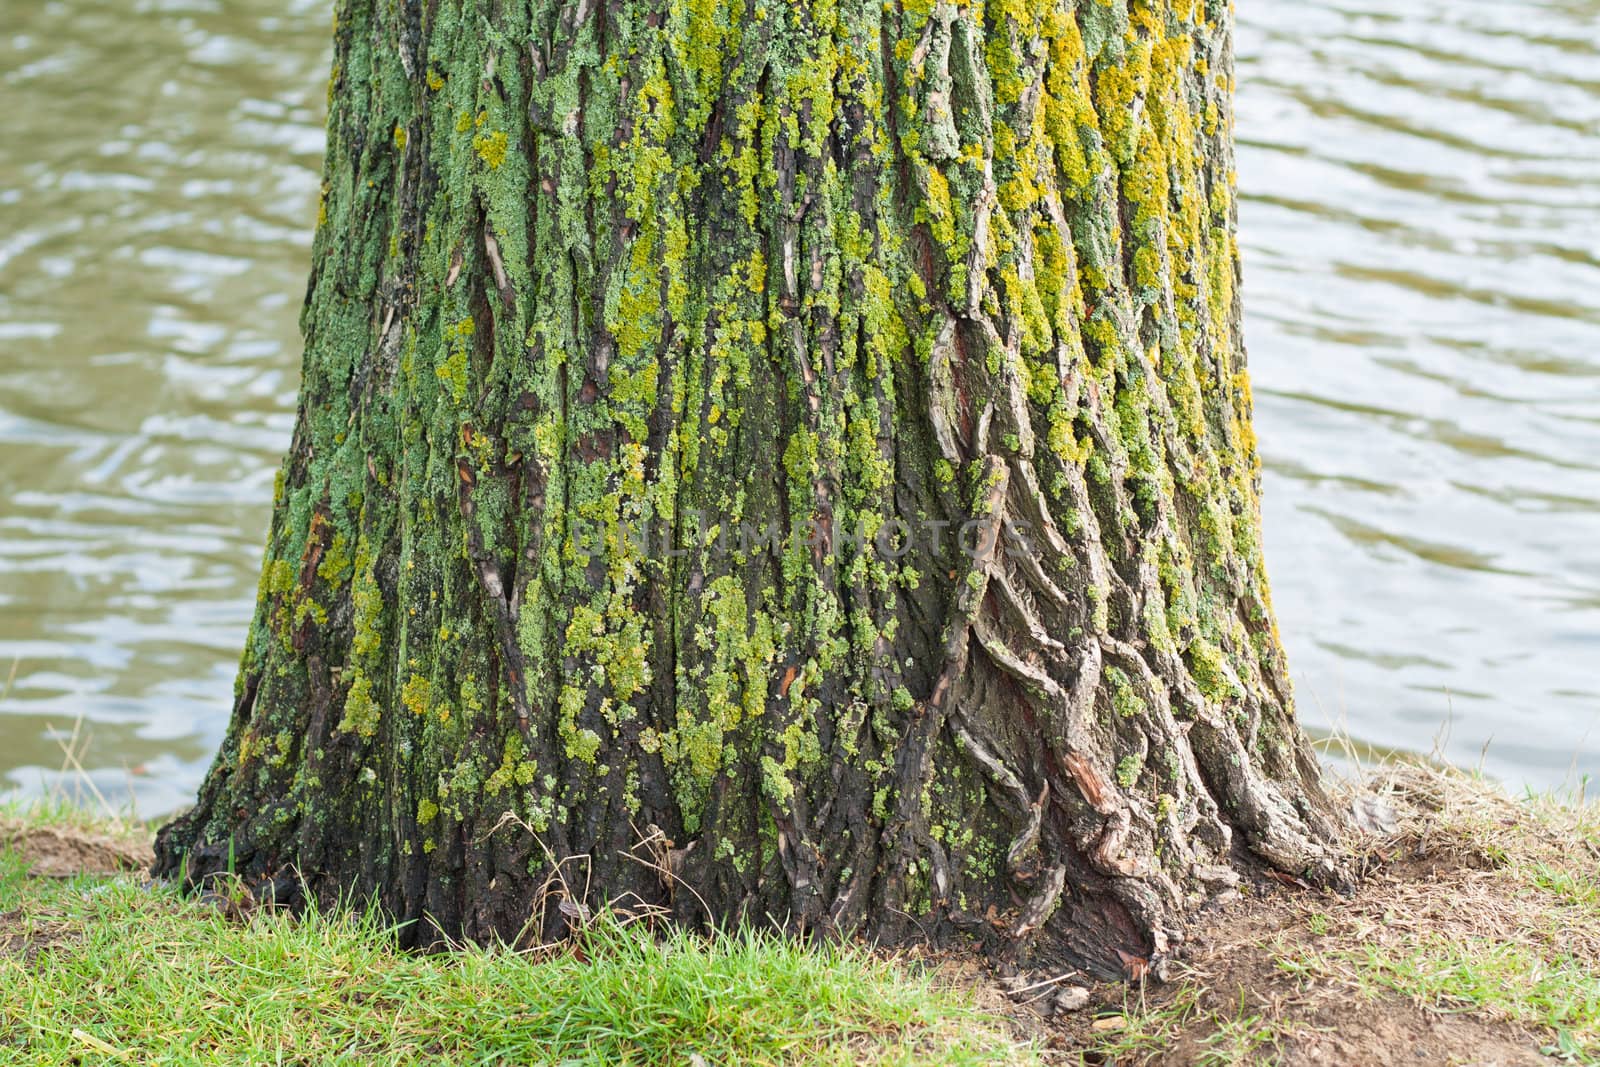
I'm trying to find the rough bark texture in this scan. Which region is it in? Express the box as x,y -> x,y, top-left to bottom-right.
156,0 -> 1347,977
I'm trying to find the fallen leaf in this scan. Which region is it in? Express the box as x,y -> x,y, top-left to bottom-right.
1265,870 -> 1312,890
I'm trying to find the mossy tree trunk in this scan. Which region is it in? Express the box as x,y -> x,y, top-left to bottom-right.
156,0 -> 1346,977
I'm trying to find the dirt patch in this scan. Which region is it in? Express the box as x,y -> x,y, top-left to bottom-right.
1039,885 -> 1552,1066
961,766 -> 1594,1064
0,908 -> 77,962
0,819 -> 152,878
1247,994 -> 1545,1066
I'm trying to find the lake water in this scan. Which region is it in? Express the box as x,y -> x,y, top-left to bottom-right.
2,0 -> 1597,816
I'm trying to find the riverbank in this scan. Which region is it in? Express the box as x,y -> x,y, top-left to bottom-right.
3,765 -> 1597,1064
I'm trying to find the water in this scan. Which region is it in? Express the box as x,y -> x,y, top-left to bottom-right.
0,0 -> 326,813
1,0 -> 1596,816
1239,1 -> 1600,787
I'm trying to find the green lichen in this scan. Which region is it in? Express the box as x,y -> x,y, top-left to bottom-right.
473,129 -> 509,169
1116,754 -> 1144,789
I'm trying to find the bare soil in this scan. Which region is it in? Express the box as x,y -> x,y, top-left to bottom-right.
953,767 -> 1596,1065
1047,879 -> 1551,1066
0,818 -> 152,879
1,818 -> 152,963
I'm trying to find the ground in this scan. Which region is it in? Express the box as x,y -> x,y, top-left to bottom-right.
3,765 -> 1597,1065
1031,765 -> 1600,1064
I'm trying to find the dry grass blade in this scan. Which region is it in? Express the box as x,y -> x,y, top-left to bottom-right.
45,715 -> 124,832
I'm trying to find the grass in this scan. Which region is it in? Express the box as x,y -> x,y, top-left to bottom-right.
7,764 -> 1600,1064
1272,767 -> 1600,1063
0,814 -> 1039,1066
1342,937 -> 1600,1060
1077,981 -> 1310,1067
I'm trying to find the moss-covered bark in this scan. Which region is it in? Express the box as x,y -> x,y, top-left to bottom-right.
156,0 -> 1346,977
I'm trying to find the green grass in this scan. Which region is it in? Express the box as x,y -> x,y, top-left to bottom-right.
1,794 -> 138,835
1531,863 -> 1600,914
1341,936 -> 1600,1062
1193,995 -> 1285,1067
0,832 -> 1038,1066
1296,851 -> 1600,1063
11,765 -> 1600,1065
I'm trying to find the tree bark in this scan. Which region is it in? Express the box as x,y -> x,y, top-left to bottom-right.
156,0 -> 1347,977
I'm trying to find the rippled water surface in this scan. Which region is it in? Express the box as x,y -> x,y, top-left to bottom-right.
1,0 -> 1597,813
1239,1 -> 1600,785
0,0 -> 326,813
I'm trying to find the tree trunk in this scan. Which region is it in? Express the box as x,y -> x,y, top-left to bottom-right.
156,0 -> 1346,977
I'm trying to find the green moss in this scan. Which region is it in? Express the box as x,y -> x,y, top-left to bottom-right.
485,737 -> 540,798
317,533 -> 353,586
1106,666 -> 1146,719
1188,640 -> 1242,704
264,559 -> 295,597
782,429 -> 819,484
401,674 -> 431,717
